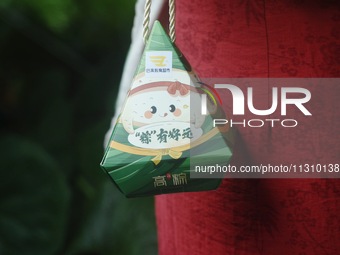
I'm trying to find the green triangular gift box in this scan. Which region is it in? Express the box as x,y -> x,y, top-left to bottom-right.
101,21 -> 234,197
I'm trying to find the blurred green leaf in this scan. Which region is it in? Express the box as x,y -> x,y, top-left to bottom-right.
0,0 -> 157,254
11,0 -> 77,32
0,135 -> 70,255
0,0 -> 11,9
66,182 -> 157,255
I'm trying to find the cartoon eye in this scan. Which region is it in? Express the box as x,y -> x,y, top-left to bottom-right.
169,104 -> 176,113
150,106 -> 157,114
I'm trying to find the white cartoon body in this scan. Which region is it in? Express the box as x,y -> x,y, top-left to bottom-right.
122,87 -> 205,133
121,85 -> 205,149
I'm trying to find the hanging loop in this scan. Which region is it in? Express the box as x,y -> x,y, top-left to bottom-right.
143,0 -> 176,44
169,0 -> 176,43
143,0 -> 152,44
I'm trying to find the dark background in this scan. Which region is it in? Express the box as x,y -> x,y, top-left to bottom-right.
0,1 -> 157,254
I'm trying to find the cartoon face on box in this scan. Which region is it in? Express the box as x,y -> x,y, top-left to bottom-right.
120,71 -> 206,149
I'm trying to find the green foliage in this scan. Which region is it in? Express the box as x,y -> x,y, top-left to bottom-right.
0,135 -> 70,255
0,0 -> 157,254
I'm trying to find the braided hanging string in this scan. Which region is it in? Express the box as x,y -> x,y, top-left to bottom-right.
168,0 -> 176,42
143,0 -> 176,44
143,0 -> 152,44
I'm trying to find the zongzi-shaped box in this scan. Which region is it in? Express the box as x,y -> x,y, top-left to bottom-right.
101,21 -> 234,197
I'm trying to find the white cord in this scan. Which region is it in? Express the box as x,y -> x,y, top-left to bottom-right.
169,0 -> 176,42
143,0 -> 152,44
143,0 -> 176,43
